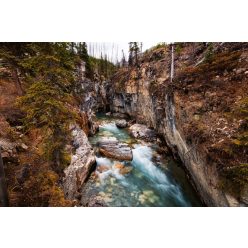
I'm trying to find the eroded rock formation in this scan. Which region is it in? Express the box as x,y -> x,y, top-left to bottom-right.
63,125 -> 96,200
106,43 -> 248,206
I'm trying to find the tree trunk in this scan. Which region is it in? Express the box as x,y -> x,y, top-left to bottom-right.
0,147 -> 9,207
170,43 -> 174,83
12,68 -> 24,95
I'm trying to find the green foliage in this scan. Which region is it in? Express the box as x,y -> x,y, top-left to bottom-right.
221,164 -> 248,196
16,43 -> 77,170
89,55 -> 116,80
205,43 -> 214,62
128,42 -> 141,66
221,97 -> 248,197
76,42 -> 94,79
21,169 -> 71,206
232,97 -> 248,147
0,42 -> 31,67
6,126 -> 19,142
175,43 -> 183,54
144,42 -> 166,54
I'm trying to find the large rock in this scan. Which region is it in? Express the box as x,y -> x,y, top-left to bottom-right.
63,125 -> 96,200
98,137 -> 133,161
0,138 -> 19,163
115,119 -> 128,128
129,124 -> 157,142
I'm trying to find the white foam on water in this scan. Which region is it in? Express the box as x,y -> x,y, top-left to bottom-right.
96,157 -> 112,167
132,145 -> 169,184
132,144 -> 189,205
95,156 -> 127,185
100,122 -> 119,133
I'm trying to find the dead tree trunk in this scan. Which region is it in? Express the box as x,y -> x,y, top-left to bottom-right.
0,147 -> 9,207
12,68 -> 24,95
170,43 -> 174,83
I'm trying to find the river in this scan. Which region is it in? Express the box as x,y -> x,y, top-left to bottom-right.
81,113 -> 202,207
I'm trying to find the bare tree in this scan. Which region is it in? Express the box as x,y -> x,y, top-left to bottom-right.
170,43 -> 174,82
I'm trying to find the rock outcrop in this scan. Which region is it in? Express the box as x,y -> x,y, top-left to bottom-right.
63,125 -> 96,200
107,43 -> 248,206
98,137 -> 133,161
129,124 -> 157,142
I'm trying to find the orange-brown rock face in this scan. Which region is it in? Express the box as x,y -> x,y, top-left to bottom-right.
108,43 -> 248,206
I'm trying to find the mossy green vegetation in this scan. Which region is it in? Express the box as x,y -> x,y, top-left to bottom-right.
15,43 -> 77,172
220,97 -> 248,197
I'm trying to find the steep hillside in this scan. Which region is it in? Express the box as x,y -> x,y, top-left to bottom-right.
0,43 -> 98,206
107,43 -> 248,206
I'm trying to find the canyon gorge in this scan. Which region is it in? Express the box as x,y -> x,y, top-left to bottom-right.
0,42 -> 247,207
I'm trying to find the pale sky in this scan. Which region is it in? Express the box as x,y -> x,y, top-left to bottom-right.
87,42 -> 158,63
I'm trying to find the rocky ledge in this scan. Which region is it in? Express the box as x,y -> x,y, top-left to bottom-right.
63,125 -> 96,200
129,124 -> 157,142
98,137 -> 133,161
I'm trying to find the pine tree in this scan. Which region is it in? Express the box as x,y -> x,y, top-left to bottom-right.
0,42 -> 32,94
128,42 -> 140,67
77,42 -> 93,79
17,43 -> 77,171
128,42 -> 134,66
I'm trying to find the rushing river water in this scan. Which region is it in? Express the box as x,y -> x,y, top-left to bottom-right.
82,113 -> 202,207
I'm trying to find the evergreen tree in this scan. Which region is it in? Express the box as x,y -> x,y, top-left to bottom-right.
77,42 -> 93,79
0,42 -> 32,94
128,42 -> 140,67
17,43 -> 77,171
128,42 -> 134,66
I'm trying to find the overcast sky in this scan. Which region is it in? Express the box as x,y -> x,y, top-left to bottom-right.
87,42 -> 157,63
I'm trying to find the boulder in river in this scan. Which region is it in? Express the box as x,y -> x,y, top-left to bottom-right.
129,124 -> 157,142
98,137 -> 133,161
115,119 -> 128,128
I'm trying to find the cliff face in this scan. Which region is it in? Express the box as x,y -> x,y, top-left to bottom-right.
107,43 -> 248,206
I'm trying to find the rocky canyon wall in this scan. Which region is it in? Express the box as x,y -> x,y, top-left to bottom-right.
107,43 -> 248,206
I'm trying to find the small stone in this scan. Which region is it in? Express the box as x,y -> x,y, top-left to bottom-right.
21,143 -> 28,150
236,68 -> 246,74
